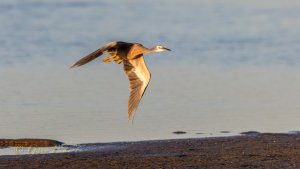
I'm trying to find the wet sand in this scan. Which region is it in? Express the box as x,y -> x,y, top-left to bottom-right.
1,133 -> 300,168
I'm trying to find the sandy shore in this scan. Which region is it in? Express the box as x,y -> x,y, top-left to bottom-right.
1,133 -> 300,168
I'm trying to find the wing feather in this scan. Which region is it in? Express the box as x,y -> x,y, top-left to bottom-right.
70,41 -> 118,68
123,56 -> 151,120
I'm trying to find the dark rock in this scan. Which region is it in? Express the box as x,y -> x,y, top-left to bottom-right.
172,131 -> 187,134
0,139 -> 64,147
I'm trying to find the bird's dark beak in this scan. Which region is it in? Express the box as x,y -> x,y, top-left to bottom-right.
163,47 -> 171,51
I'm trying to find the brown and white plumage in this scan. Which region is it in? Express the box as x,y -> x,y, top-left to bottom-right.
123,57 -> 151,118
71,41 -> 170,120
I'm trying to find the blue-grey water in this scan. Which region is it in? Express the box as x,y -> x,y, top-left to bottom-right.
1,0 -> 300,148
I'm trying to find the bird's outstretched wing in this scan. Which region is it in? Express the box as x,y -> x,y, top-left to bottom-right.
123,56 -> 151,120
70,41 -> 118,68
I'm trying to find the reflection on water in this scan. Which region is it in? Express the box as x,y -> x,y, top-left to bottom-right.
1,0 -> 300,145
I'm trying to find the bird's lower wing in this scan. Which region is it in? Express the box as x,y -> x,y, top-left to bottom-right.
123,56 -> 151,120
70,41 -> 118,68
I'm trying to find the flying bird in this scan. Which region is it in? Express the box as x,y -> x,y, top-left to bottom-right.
71,41 -> 171,120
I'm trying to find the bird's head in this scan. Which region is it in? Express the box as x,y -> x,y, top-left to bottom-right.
154,45 -> 171,52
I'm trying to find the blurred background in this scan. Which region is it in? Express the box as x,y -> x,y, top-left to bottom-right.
1,0 -> 300,144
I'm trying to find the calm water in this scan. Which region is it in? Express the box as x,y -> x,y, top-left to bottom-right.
1,0 -> 300,145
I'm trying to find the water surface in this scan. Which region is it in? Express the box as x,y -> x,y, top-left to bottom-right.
1,0 -> 300,145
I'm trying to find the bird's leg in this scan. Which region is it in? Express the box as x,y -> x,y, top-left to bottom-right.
112,54 -> 123,64
102,56 -> 112,63
107,49 -> 122,64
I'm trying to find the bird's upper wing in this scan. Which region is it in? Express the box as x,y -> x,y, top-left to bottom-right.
123,56 -> 151,120
70,41 -> 118,68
